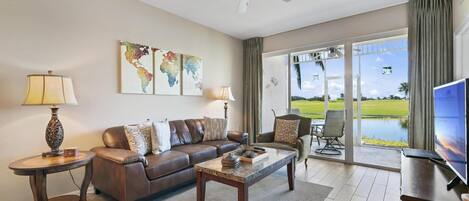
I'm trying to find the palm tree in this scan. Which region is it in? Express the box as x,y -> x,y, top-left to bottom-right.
292,56 -> 301,89
292,52 -> 325,89
398,82 -> 409,99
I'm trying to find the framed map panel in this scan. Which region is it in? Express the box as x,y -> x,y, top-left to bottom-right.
120,41 -> 154,94
182,55 -> 203,96
153,49 -> 181,95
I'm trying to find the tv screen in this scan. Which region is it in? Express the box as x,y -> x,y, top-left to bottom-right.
434,79 -> 467,184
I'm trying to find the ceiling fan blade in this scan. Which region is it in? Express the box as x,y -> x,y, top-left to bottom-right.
238,0 -> 249,14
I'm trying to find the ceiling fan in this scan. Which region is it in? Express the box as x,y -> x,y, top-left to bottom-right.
238,0 -> 292,14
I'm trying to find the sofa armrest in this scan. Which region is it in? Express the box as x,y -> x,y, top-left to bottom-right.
91,147 -> 148,167
296,135 -> 311,162
257,132 -> 275,143
227,131 -> 248,144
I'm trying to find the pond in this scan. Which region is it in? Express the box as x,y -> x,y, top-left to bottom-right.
354,119 -> 408,142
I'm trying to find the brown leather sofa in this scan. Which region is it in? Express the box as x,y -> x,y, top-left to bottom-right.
91,119 -> 247,201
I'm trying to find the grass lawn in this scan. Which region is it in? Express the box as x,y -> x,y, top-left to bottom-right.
292,99 -> 409,147
361,136 -> 408,147
291,99 -> 409,119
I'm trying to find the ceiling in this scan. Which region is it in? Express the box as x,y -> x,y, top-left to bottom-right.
142,0 -> 408,40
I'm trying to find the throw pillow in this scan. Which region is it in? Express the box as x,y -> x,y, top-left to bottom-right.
124,123 -> 152,155
151,120 -> 172,154
138,121 -> 153,145
274,119 -> 300,146
203,117 -> 228,141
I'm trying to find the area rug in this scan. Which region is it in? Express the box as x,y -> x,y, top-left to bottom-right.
89,174 -> 332,201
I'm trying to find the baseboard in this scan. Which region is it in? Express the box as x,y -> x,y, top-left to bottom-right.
58,185 -> 95,197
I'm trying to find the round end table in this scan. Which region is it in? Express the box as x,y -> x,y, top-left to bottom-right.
9,151 -> 95,201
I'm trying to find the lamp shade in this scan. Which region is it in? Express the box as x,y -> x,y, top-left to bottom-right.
219,86 -> 235,101
23,72 -> 78,105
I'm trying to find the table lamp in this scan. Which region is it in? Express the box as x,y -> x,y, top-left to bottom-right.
218,86 -> 235,119
23,70 -> 78,157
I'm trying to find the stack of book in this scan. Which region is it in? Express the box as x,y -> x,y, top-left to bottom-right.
221,153 -> 240,168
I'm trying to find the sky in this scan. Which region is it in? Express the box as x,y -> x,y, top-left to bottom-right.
291,38 -> 408,99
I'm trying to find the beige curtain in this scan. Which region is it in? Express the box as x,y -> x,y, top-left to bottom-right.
408,0 -> 453,150
243,37 -> 263,144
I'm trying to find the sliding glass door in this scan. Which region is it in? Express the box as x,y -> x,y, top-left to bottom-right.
289,45 -> 347,161
261,30 -> 408,168
352,35 -> 409,169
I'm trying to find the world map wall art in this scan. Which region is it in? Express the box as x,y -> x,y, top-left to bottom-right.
120,41 -> 203,96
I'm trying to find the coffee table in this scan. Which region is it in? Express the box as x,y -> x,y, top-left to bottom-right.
194,147 -> 296,201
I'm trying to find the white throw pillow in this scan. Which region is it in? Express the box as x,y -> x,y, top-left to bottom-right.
151,120 -> 172,154
203,117 -> 228,141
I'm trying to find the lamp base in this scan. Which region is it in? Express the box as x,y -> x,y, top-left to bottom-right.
44,107 -> 64,157
42,150 -> 64,158
224,101 -> 228,119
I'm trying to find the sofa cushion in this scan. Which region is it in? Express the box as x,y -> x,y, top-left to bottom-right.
185,119 -> 205,143
201,140 -> 240,156
169,120 -> 193,146
253,142 -> 299,158
145,151 -> 190,180
171,144 -> 217,165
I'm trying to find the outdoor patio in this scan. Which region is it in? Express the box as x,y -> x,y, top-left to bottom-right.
309,140 -> 401,170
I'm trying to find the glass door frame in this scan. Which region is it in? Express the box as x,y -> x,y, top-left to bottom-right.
262,28 -> 408,165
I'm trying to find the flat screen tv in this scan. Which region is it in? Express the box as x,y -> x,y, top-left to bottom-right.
434,79 -> 468,185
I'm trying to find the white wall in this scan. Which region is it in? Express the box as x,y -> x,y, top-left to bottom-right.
0,0 -> 242,200
454,0 -> 469,79
263,4 -> 408,54
262,55 -> 289,133
454,0 -> 469,31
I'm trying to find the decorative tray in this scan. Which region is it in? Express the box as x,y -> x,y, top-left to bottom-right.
239,149 -> 269,164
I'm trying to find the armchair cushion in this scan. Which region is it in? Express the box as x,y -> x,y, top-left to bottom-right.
257,132 -> 274,143
91,147 -> 148,166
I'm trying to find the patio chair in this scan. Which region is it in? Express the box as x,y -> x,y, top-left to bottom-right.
254,114 -> 312,168
313,110 -> 345,155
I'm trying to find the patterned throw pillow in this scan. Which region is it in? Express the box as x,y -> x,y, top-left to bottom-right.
203,117 -> 228,141
151,120 -> 172,154
124,122 -> 152,155
274,119 -> 300,146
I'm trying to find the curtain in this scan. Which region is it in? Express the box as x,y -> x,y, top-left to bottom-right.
408,0 -> 453,150
243,37 -> 263,144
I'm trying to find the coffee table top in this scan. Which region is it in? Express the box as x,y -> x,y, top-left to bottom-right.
195,147 -> 296,183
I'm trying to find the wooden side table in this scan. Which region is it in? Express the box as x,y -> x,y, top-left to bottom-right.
9,151 -> 95,201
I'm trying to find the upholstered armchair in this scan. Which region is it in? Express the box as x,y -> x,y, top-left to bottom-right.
254,114 -> 312,168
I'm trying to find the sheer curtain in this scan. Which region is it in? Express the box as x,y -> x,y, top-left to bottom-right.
408,0 -> 453,150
